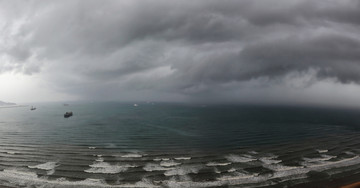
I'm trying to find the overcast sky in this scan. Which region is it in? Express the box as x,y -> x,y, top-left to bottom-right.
1,0 -> 360,106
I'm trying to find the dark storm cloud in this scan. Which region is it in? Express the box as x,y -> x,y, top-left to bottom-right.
1,0 -> 360,101
238,34 -> 360,82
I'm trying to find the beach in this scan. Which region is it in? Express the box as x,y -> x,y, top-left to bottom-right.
342,182 -> 360,188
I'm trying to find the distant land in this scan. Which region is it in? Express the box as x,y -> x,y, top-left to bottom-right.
0,101 -> 16,106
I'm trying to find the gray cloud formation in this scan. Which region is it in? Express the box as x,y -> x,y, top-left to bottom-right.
1,0 -> 360,103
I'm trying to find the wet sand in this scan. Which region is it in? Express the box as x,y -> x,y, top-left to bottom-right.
291,173 -> 360,188
341,182 -> 360,188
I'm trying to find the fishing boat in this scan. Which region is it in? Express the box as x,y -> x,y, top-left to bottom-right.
64,112 -> 73,118
30,106 -> 36,111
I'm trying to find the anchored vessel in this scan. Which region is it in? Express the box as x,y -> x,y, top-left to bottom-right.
64,112 -> 73,118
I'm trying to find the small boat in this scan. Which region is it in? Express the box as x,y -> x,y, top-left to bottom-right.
64,112 -> 73,118
30,106 -> 36,111
63,103 -> 69,106
134,104 -> 138,107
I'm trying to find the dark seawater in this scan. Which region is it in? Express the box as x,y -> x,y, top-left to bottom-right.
0,102 -> 359,187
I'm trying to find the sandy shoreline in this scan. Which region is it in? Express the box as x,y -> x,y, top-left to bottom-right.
341,182 -> 360,188
291,173 -> 360,188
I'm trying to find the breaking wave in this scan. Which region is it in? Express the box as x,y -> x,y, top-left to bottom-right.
28,162 -> 59,171
225,154 -> 256,163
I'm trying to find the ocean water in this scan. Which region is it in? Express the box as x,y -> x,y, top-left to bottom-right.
0,102 -> 359,187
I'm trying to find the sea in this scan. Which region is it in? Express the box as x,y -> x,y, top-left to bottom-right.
0,102 -> 359,187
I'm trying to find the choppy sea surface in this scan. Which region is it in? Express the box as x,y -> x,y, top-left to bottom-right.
0,102 -> 359,187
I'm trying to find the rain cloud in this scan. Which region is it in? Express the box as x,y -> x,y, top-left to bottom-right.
1,0 -> 360,105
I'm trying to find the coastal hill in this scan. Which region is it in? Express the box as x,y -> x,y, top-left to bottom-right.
0,101 -> 16,106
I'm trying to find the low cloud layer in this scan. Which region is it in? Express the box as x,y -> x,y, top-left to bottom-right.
1,0 -> 360,105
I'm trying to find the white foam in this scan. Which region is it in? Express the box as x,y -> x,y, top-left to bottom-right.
345,151 -> 355,155
164,165 -> 201,176
303,154 -> 336,163
121,154 -> 142,158
96,158 -> 104,162
0,169 -> 160,187
174,157 -> 191,160
261,155 -> 360,184
133,178 -> 160,188
259,156 -> 282,165
243,154 -> 255,158
225,154 -> 256,163
206,162 -> 231,167
153,157 -> 170,161
1,169 -> 37,179
85,162 -> 134,174
270,165 -> 309,180
28,162 -> 58,171
217,172 -> 258,181
56,177 -> 67,181
95,154 -> 105,162
162,155 -> 360,187
6,151 -> 16,154
181,175 -> 194,182
214,168 -> 221,174
143,163 -> 175,172
320,154 -> 336,160
163,172 -> 264,187
80,178 -> 106,185
2,153 -> 359,188
304,156 -> 360,169
160,161 -> 181,167
164,179 -> 219,188
317,149 -> 328,153
266,156 -> 360,180
47,169 -> 55,175
88,147 -> 96,149
227,168 -> 236,172
264,164 -> 304,172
